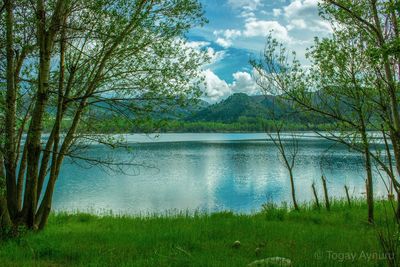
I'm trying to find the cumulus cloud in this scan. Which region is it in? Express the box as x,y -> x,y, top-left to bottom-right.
185,41 -> 226,65
199,0 -> 334,102
228,0 -> 262,22
213,29 -> 242,48
227,0 -> 262,10
273,8 -> 282,17
212,0 -> 331,52
224,29 -> 242,39
284,0 -> 318,18
283,0 -> 332,32
230,71 -> 261,95
185,41 -> 210,50
287,19 -> 307,30
205,47 -> 226,64
215,38 -> 232,48
240,11 -> 256,22
243,20 -> 291,42
201,69 -> 261,103
202,69 -> 231,103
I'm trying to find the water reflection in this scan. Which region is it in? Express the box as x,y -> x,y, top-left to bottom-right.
53,133 -> 388,214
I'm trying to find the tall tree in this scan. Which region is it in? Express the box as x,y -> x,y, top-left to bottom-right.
252,0 -> 400,222
0,0 -> 207,231
320,0 -> 400,217
253,33 -> 377,222
267,124 -> 300,211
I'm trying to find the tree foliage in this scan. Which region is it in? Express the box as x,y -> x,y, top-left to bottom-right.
0,0 -> 207,231
253,0 -> 400,223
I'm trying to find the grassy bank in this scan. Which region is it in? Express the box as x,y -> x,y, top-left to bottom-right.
0,201 -> 396,266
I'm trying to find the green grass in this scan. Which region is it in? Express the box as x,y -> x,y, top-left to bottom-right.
0,200 -> 397,266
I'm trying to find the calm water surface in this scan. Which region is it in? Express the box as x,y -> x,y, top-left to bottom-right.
53,133 -> 388,214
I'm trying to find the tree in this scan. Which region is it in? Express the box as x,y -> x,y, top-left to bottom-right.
319,0 -> 400,219
251,0 -> 400,222
253,32 -> 377,222
267,122 -> 300,211
260,83 -> 301,211
0,0 -> 207,232
253,1 -> 398,222
306,30 -> 377,222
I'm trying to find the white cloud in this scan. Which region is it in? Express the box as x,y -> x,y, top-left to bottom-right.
185,41 -> 210,50
310,20 -> 333,32
202,69 -> 231,103
211,0 -> 331,52
184,41 -> 226,65
228,0 -> 262,10
224,29 -> 241,39
273,8 -> 282,17
215,38 -> 232,49
288,19 -> 307,30
205,47 -> 226,64
284,0 -> 318,18
198,0 -> 334,103
241,11 -> 256,21
228,0 -> 262,22
243,20 -> 291,42
231,71 -> 261,95
201,69 -> 261,103
283,0 -> 332,32
213,29 -> 242,48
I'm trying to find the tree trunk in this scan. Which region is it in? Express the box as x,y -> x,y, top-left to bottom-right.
20,0 -> 66,229
0,158 -> 12,236
396,192 -> 400,221
312,183 -> 320,209
5,0 -> 18,222
0,197 -> 12,237
361,129 -> 374,223
322,175 -> 330,211
16,146 -> 27,211
344,185 -> 351,207
35,2 -> 145,228
289,169 -> 299,211
365,154 -> 374,223
36,16 -> 67,229
23,94 -> 48,228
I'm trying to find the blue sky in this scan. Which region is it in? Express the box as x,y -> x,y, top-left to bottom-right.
187,0 -> 332,103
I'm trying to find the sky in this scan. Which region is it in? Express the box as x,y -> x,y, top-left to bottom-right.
187,0 -> 332,103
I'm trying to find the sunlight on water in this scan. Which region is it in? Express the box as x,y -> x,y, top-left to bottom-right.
52,133 -> 388,215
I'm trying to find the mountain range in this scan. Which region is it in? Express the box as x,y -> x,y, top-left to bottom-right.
183,93 -> 298,123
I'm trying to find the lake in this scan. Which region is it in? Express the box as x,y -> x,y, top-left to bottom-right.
52,133 -> 389,214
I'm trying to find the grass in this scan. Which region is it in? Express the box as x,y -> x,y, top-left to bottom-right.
0,200 -> 397,266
